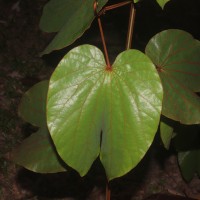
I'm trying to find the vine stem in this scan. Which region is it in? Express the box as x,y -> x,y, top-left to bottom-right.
94,0 -> 136,70
126,3 -> 136,49
97,16 -> 111,70
101,1 -> 132,13
106,182 -> 111,200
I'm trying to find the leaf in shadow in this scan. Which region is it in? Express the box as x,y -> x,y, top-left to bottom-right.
145,29 -> 200,124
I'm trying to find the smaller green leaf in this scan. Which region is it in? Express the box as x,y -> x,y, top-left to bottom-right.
18,80 -> 49,127
160,116 -> 176,149
12,127 -> 66,173
40,0 -> 81,32
40,0 -> 108,55
145,29 -> 200,124
15,80 -> 66,173
156,0 -> 171,9
178,150 -> 200,182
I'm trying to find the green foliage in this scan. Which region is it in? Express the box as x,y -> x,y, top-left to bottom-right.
173,125 -> 200,181
39,0 -> 171,55
160,116 -> 176,149
14,0 -> 200,186
156,0 -> 171,9
40,0 -> 108,55
47,45 -> 163,180
145,29 -> 200,124
178,150 -> 200,181
13,81 -> 66,173
18,80 -> 47,127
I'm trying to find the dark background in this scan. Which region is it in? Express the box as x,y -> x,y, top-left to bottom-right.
0,0 -> 200,199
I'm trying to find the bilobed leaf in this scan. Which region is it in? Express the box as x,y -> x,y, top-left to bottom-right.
145,29 -> 200,124
13,127 -> 66,173
47,44 -> 163,180
15,80 -> 66,173
178,150 -> 200,182
156,0 -> 171,9
160,116 -> 176,149
40,0 -> 108,55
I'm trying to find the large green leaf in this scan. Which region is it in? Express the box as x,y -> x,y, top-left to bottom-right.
156,0 -> 171,9
145,29 -> 200,124
40,0 -> 108,55
178,150 -> 200,182
47,44 -> 163,180
14,80 -> 66,173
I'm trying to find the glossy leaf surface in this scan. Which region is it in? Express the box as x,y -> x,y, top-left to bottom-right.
156,0 -> 171,8
40,0 -> 108,55
15,81 -> 66,173
145,29 -> 200,124
47,45 -> 163,180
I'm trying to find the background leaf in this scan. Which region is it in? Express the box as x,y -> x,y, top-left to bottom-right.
40,0 -> 108,55
47,44 -> 163,180
156,0 -> 171,9
18,80 -> 48,127
145,29 -> 200,124
13,127 -> 66,173
174,124 -> 200,181
178,150 -> 200,182
14,81 -> 66,173
160,116 -> 176,149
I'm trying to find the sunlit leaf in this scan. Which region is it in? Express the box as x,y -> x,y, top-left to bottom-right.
47,44 -> 163,180
156,0 -> 171,9
13,127 -> 66,173
40,0 -> 108,55
178,150 -> 200,182
145,29 -> 200,124
14,81 -> 66,173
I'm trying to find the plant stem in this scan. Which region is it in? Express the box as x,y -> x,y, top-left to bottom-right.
103,1 -> 132,12
106,182 -> 111,200
94,0 -> 135,69
126,3 -> 136,49
97,17 -> 111,70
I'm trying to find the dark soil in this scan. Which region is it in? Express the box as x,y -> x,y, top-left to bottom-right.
0,0 -> 200,200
